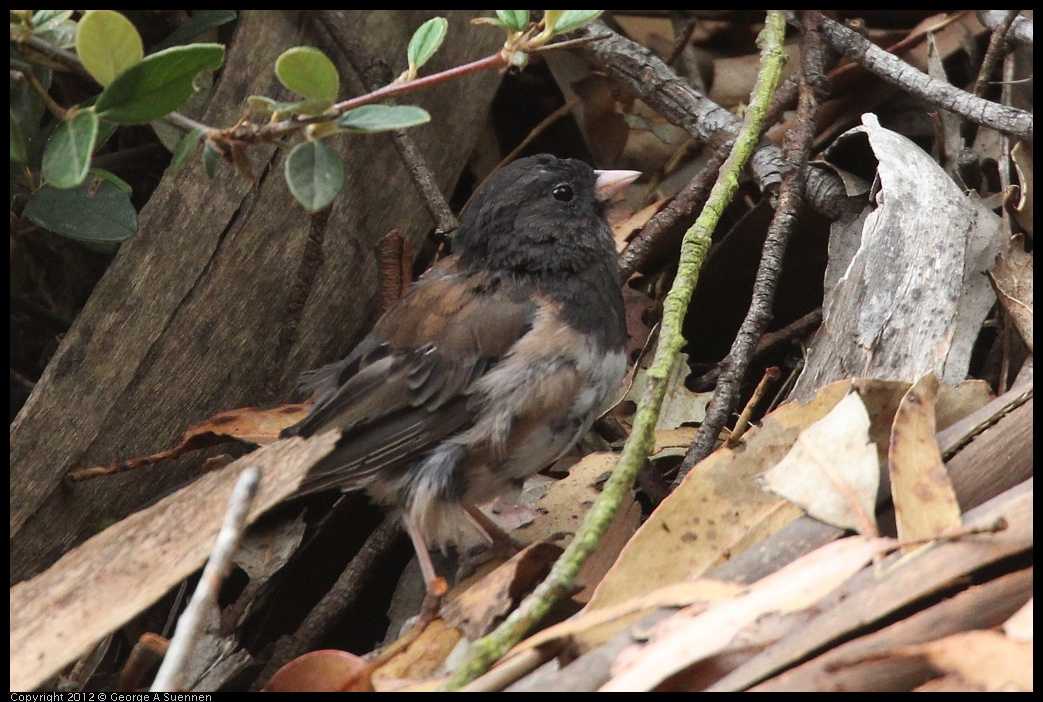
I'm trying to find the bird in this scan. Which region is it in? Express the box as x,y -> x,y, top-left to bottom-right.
284,154 -> 640,595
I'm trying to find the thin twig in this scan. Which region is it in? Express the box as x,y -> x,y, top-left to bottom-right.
574,19 -> 853,220
688,308 -> 822,391
813,12 -> 1033,143
978,10 -> 1033,47
266,208 -> 330,398
619,142 -> 730,280
442,12 -> 792,690
152,467 -> 261,692
317,12 -> 458,234
677,9 -> 826,485
973,10 -> 1020,98
726,366 -> 780,448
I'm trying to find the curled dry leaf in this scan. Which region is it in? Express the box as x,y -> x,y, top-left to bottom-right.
441,542 -> 564,641
264,649 -> 369,692
67,403 -> 311,481
988,236 -> 1034,353
889,373 -> 962,552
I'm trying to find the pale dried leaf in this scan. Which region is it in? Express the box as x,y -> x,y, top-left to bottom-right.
760,392 -> 879,536
512,580 -> 743,657
587,383 -> 853,611
623,350 -> 710,430
601,536 -> 891,692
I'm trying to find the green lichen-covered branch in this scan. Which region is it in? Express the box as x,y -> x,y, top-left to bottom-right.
443,10 -> 790,691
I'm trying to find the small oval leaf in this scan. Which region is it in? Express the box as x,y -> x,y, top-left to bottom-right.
95,43 -> 225,124
166,127 -> 205,175
25,178 -> 138,243
548,10 -> 604,35
407,17 -> 448,71
334,104 -> 431,133
495,10 -> 530,32
76,10 -> 144,86
202,142 -> 221,178
42,108 -> 99,188
276,47 -> 339,102
285,141 -> 344,212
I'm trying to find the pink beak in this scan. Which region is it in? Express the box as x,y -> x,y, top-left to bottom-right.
594,169 -> 642,202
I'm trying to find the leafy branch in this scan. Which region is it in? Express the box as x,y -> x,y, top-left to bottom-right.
10,10 -> 608,248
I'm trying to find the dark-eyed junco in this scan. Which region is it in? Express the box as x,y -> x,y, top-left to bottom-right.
285,154 -> 640,593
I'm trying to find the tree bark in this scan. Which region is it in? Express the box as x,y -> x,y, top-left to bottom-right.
10,11 -> 504,584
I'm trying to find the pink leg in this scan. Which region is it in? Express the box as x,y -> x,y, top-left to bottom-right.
403,514 -> 446,597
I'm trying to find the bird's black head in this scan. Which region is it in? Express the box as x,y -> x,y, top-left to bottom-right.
454,154 -> 626,276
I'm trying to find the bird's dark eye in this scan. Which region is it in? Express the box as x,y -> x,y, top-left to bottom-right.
552,183 -> 575,202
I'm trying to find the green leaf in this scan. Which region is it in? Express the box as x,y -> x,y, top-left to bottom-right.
95,44 -> 225,124
151,10 -> 238,52
285,141 -> 344,212
88,167 -> 133,196
89,165 -> 133,196
31,10 -> 73,26
165,128 -> 205,175
10,109 -> 27,164
31,10 -> 77,49
202,142 -> 221,178
495,11 -> 530,32
76,10 -> 144,86
547,10 -> 604,35
41,108 -> 99,188
10,63 -> 52,169
407,17 -> 448,71
276,47 -> 339,104
335,104 -> 431,133
25,178 -> 138,243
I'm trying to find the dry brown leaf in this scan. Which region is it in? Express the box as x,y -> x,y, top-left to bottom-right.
371,619 -> 463,691
67,403 -> 311,481
441,542 -> 563,641
601,536 -> 892,692
988,236 -> 1034,353
622,284 -> 656,363
514,452 -> 640,601
934,379 -> 995,431
263,649 -> 369,692
760,391 -> 879,536
889,374 -> 961,552
623,350 -> 709,430
587,383 -> 854,612
611,196 -> 670,252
